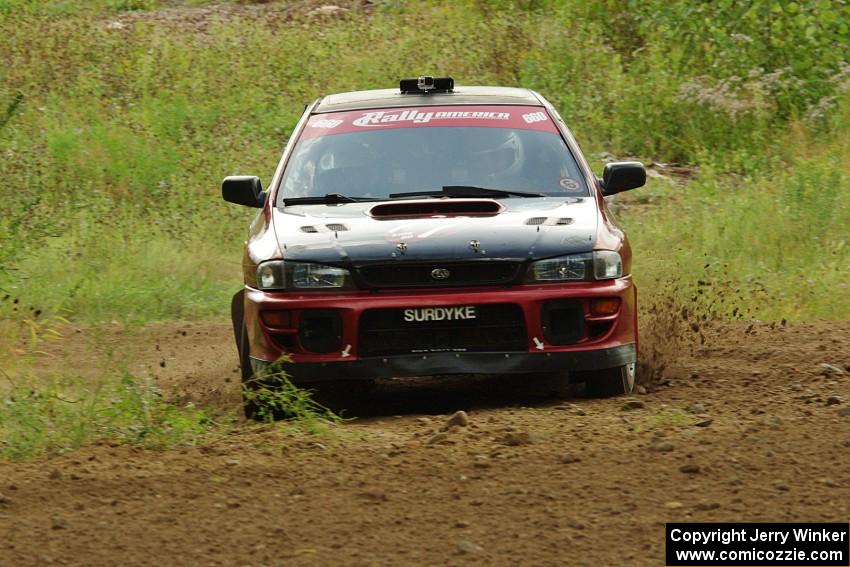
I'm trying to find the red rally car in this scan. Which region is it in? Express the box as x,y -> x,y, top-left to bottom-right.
223,77 -> 646,416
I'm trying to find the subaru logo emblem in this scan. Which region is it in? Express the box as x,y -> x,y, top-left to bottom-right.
430,268 -> 451,280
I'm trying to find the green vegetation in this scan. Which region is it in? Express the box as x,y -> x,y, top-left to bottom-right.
0,0 -> 848,455
0,316 -> 213,459
0,370 -> 212,459
1,0 -> 847,325
0,0 -> 215,16
0,316 -> 338,459
628,111 -> 850,321
243,357 -> 344,425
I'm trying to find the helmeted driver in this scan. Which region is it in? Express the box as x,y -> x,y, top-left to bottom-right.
461,129 -> 525,186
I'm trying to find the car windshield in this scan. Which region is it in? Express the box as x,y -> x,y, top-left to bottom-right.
277,105 -> 589,204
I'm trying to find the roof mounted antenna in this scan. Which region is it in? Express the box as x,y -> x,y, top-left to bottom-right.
399,76 -> 454,94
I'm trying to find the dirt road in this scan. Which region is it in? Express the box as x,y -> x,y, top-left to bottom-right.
1,320 -> 849,566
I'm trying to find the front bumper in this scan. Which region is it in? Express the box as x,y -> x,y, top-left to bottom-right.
243,277 -> 637,381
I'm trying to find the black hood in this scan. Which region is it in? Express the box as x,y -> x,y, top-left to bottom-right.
272,197 -> 598,265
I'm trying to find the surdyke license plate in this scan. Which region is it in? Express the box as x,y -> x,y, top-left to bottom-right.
402,305 -> 477,323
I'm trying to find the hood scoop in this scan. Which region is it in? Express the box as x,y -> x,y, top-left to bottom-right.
368,199 -> 503,219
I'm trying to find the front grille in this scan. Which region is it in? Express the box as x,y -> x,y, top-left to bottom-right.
358,261 -> 521,288
358,303 -> 527,357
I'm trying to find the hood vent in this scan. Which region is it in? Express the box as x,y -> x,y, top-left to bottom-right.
300,224 -> 350,233
525,217 -> 574,226
369,199 -> 503,219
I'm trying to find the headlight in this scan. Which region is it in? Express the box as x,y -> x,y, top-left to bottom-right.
529,253 -> 593,281
527,251 -> 623,282
256,261 -> 354,290
289,262 -> 351,289
257,261 -> 286,290
592,250 -> 623,280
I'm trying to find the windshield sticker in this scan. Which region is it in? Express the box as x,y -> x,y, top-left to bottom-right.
353,109 -> 510,126
522,111 -> 548,123
559,177 -> 582,192
310,118 -> 343,129
301,105 -> 558,139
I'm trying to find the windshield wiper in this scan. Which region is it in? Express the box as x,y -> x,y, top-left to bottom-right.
283,193 -> 378,206
388,186 -> 546,199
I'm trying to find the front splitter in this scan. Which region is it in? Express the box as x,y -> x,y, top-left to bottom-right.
250,343 -> 636,382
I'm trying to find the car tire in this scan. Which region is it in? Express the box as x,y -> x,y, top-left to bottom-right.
236,322 -> 267,420
579,363 -> 636,398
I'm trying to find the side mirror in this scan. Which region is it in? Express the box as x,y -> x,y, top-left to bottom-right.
600,162 -> 646,196
222,176 -> 267,208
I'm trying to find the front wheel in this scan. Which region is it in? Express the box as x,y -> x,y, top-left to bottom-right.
236,323 -> 268,420
577,363 -> 636,398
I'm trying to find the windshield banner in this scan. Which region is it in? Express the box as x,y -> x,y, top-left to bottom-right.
301,106 -> 559,139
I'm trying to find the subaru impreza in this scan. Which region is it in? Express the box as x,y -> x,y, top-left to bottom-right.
223,77 -> 645,416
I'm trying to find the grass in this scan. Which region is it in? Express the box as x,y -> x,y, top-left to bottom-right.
627,102 -> 850,320
0,371 -> 212,459
0,360 -> 345,459
0,1 -> 846,324
0,0 -> 227,16
0,315 -> 342,459
0,364 -> 344,460
0,313 -> 212,458
6,220 -> 239,322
